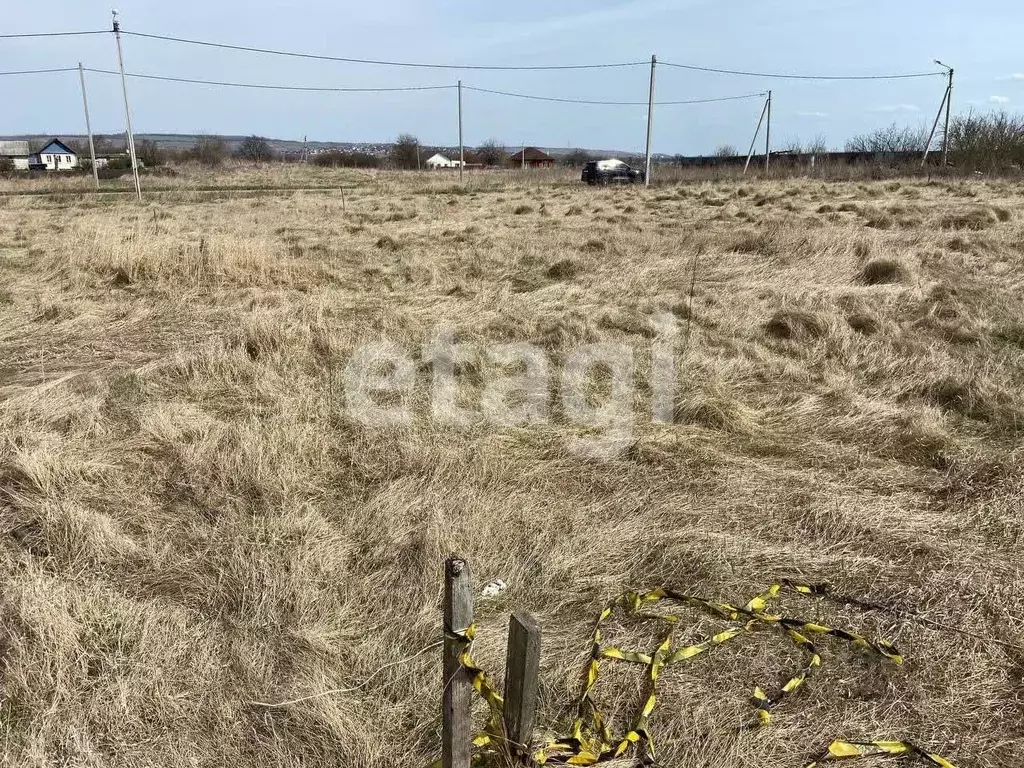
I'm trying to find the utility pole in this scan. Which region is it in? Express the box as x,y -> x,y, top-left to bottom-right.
921,86 -> 949,168
112,10 -> 142,201
457,80 -> 464,183
77,62 -> 99,190
764,90 -> 772,172
743,94 -> 770,175
922,63 -> 953,169
938,61 -> 954,166
644,54 -> 656,187
416,141 -> 421,171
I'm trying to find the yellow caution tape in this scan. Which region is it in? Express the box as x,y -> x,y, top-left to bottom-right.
805,740 -> 958,767
445,581 -> 956,768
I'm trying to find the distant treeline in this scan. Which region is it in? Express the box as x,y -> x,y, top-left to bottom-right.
682,111 -> 1024,173
47,110 -> 1024,175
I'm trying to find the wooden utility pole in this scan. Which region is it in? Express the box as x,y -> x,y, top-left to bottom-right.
111,11 -> 142,201
503,613 -> 541,764
743,94 -> 770,175
77,63 -> 99,190
764,90 -> 772,172
442,557 -> 473,768
457,81 -> 464,183
644,54 -> 656,187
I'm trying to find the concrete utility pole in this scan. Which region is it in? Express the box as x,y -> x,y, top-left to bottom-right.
112,10 -> 142,201
457,80 -> 464,183
922,63 -> 953,169
938,60 -> 954,166
764,90 -> 772,172
77,62 -> 99,190
644,54 -> 656,187
743,94 -> 770,175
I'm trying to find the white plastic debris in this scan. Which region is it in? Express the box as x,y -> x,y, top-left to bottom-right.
481,579 -> 507,599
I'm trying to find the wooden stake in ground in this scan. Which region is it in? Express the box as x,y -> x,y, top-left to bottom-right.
503,613 -> 541,764
442,556 -> 473,768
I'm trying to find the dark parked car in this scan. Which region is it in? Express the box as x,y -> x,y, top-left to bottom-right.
582,158 -> 645,185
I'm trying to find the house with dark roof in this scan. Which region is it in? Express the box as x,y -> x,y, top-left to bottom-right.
36,139 -> 78,171
508,147 -> 555,169
0,138 -> 78,171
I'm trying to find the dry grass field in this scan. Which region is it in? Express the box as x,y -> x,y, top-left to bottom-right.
1,167 -> 1023,768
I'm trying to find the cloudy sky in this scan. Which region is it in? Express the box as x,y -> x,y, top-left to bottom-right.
2,0 -> 1022,153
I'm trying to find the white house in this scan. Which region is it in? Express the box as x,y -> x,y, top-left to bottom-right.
0,140 -> 31,170
425,153 -> 455,169
37,139 -> 78,171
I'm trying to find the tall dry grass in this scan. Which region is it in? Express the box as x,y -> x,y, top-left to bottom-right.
0,167 -> 1023,767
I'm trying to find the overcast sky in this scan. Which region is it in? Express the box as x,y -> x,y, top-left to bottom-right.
2,0 -> 1022,153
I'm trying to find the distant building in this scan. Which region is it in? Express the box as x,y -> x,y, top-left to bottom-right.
1,138 -> 79,171
0,140 -> 34,170
37,139 -> 78,171
508,147 -> 555,169
425,153 -> 455,169
424,150 -> 484,169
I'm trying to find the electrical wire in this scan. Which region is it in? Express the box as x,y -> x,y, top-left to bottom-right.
660,59 -> 944,81
121,30 -> 648,71
83,67 -> 454,92
465,85 -> 767,106
0,67 -> 78,76
0,30 -> 109,39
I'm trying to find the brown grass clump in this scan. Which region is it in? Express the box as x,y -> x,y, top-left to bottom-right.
763,308 -> 829,340
546,258 -> 582,280
0,167 -> 1022,768
846,312 -> 881,335
938,207 -> 997,230
858,257 -> 911,285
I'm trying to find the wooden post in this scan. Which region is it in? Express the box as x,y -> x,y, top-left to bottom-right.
503,613 -> 541,764
341,186 -> 347,213
442,556 -> 473,768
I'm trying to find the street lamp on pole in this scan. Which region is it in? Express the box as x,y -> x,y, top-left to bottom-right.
934,60 -> 954,167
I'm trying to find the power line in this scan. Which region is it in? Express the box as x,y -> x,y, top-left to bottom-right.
0,67 -> 77,76
464,85 -> 767,106
83,67 -> 455,92
122,30 -> 648,71
660,60 -> 944,81
0,30 -> 108,39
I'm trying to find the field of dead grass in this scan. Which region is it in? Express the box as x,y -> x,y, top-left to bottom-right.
1,167 -> 1023,768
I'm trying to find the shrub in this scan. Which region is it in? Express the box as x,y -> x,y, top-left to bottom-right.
189,136 -> 228,167
313,150 -> 380,168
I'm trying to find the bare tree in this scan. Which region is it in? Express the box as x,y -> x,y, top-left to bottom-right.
390,133 -> 421,169
190,135 -> 228,167
476,139 -> 506,167
714,144 -> 738,157
135,138 -> 165,166
846,123 -> 929,154
948,110 -> 1024,170
806,134 -> 829,154
236,136 -> 275,163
